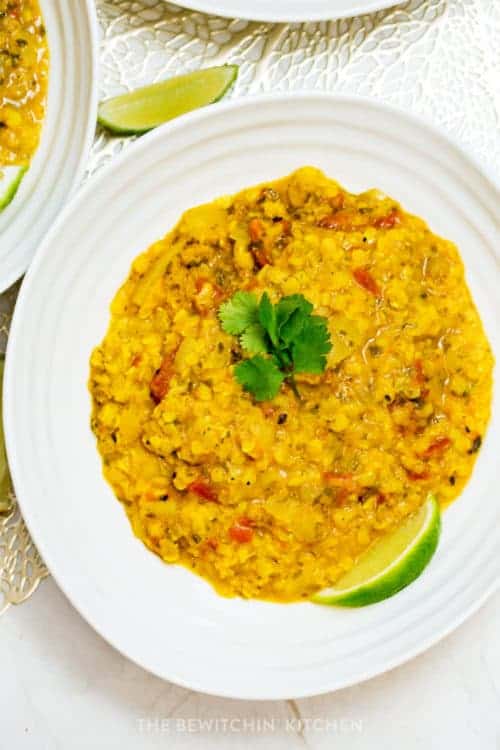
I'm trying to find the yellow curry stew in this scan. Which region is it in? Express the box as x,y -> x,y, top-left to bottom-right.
0,0 -> 48,166
89,167 -> 493,602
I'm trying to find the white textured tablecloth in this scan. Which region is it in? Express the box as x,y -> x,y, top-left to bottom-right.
1,1 -> 499,746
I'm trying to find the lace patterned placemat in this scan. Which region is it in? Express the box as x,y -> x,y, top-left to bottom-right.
1,0 -> 499,613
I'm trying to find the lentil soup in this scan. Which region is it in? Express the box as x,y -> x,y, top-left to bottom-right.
89,167 -> 493,602
0,0 -> 48,167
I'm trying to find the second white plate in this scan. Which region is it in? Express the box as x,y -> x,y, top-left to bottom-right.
174,0 -> 398,22
0,0 -> 98,292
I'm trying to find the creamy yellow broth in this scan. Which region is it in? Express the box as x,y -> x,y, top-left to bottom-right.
89,167 -> 494,602
0,0 -> 48,166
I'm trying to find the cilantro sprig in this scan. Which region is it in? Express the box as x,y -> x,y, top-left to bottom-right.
219,291 -> 332,401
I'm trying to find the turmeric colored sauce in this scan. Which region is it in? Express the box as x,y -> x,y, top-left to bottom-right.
89,168 -> 494,601
0,0 -> 48,166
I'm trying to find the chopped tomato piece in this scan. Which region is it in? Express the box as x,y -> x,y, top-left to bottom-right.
323,472 -> 358,495
193,279 -> 224,313
329,192 -> 345,211
405,468 -> 431,481
318,211 -> 354,230
318,214 -> 338,229
250,245 -> 271,269
372,209 -> 401,229
195,276 -> 208,293
247,219 -> 270,267
261,405 -> 276,418
150,351 -> 176,404
248,218 -> 264,243
335,487 -> 350,505
229,517 -> 254,543
353,267 -> 380,296
414,358 -> 426,385
422,437 -> 451,458
323,471 -> 354,485
187,480 -> 219,503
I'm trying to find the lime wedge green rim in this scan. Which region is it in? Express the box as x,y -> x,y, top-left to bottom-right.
98,64 -> 239,136
0,165 -> 28,212
312,495 -> 441,607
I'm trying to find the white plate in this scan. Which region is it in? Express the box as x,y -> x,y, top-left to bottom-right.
174,0 -> 398,22
4,94 -> 500,699
0,0 -> 98,293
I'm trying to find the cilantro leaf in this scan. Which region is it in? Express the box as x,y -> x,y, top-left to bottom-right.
279,307 -> 307,344
219,291 -> 259,335
276,294 -> 313,333
292,315 -> 332,374
234,355 -> 285,401
258,292 -> 279,346
240,324 -> 270,354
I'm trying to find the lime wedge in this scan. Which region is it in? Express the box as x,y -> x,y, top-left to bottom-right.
313,495 -> 441,607
0,356 -> 12,512
98,65 -> 239,135
0,165 -> 28,212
